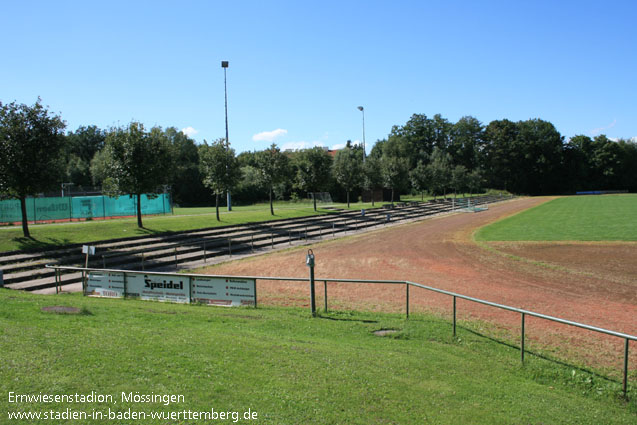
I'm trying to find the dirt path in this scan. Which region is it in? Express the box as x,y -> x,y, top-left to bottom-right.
200,197 -> 637,373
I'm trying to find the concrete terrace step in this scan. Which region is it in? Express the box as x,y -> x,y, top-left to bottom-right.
2,196 -> 511,292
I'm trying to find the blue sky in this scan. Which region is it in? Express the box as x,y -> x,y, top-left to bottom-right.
2,0 -> 636,154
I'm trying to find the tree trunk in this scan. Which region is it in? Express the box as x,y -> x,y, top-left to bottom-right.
346,190 -> 350,208
20,195 -> 30,238
136,193 -> 143,228
312,192 -> 317,211
269,187 -> 274,216
215,193 -> 220,221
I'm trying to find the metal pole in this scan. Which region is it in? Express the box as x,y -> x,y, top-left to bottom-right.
521,313 -> 526,363
358,106 -> 366,163
222,61 -> 232,212
253,279 -> 258,309
309,263 -> 316,316
406,283 -> 410,319
453,296 -> 457,337
174,248 -> 178,267
623,338 -> 629,396
55,269 -> 59,294
324,280 -> 328,312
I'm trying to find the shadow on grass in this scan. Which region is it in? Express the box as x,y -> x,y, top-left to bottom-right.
14,236 -> 72,252
458,324 -> 619,385
317,312 -> 379,324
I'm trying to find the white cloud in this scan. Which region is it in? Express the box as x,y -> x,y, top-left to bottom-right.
590,119 -> 617,136
330,140 -> 362,150
281,140 -> 325,151
252,128 -> 288,142
181,126 -> 198,138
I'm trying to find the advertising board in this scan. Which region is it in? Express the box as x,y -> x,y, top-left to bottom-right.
192,276 -> 255,306
85,270 -> 255,307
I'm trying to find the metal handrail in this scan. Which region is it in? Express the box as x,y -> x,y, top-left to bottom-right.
47,251 -> 633,395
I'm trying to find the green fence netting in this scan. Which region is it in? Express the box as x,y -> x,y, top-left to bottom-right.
0,194 -> 172,223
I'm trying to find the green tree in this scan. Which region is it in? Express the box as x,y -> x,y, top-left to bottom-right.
451,165 -> 468,198
255,144 -> 289,215
0,98 -> 66,237
293,147 -> 333,211
100,122 -> 172,228
164,127 -> 207,206
380,153 -> 409,204
449,116 -> 483,170
332,142 -> 363,208
409,160 -> 430,201
427,148 -> 452,199
361,156 -> 382,206
199,139 -> 242,221
467,168 -> 484,196
65,125 -> 106,187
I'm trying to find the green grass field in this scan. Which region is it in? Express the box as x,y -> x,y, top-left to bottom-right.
476,194 -> 637,241
1,290 -> 634,424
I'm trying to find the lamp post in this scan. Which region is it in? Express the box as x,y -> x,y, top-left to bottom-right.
222,60 -> 232,211
357,106 -> 366,163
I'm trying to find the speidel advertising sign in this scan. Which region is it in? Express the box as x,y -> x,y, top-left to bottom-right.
85,270 -> 255,307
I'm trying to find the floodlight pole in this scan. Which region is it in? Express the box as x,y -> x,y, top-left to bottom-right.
222,60 -> 232,211
357,106 -> 366,163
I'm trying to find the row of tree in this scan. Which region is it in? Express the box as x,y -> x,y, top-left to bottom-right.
2,99 -> 637,238
370,114 -> 637,196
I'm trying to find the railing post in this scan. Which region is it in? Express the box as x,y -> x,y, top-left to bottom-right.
228,238 -> 232,256
324,280 -> 328,312
623,338 -> 629,396
174,247 -> 178,267
141,252 -> 145,271
271,233 -> 274,249
253,279 -> 258,309
102,255 -> 106,269
288,231 -> 291,245
453,296 -> 457,337
521,313 -> 526,363
55,268 -> 59,294
203,242 -> 207,263
332,223 -> 335,238
405,283 -> 410,319
252,234 -> 255,252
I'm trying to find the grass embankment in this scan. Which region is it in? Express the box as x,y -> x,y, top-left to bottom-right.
476,194 -> 637,242
0,204 -> 335,253
0,290 -> 634,424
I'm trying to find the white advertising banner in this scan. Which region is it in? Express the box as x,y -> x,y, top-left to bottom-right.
126,272 -> 190,303
86,271 -> 125,298
192,276 -> 255,306
84,270 -> 255,307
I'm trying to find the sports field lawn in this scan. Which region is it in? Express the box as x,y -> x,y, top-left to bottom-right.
476,194 -> 637,241
1,290 -> 634,424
